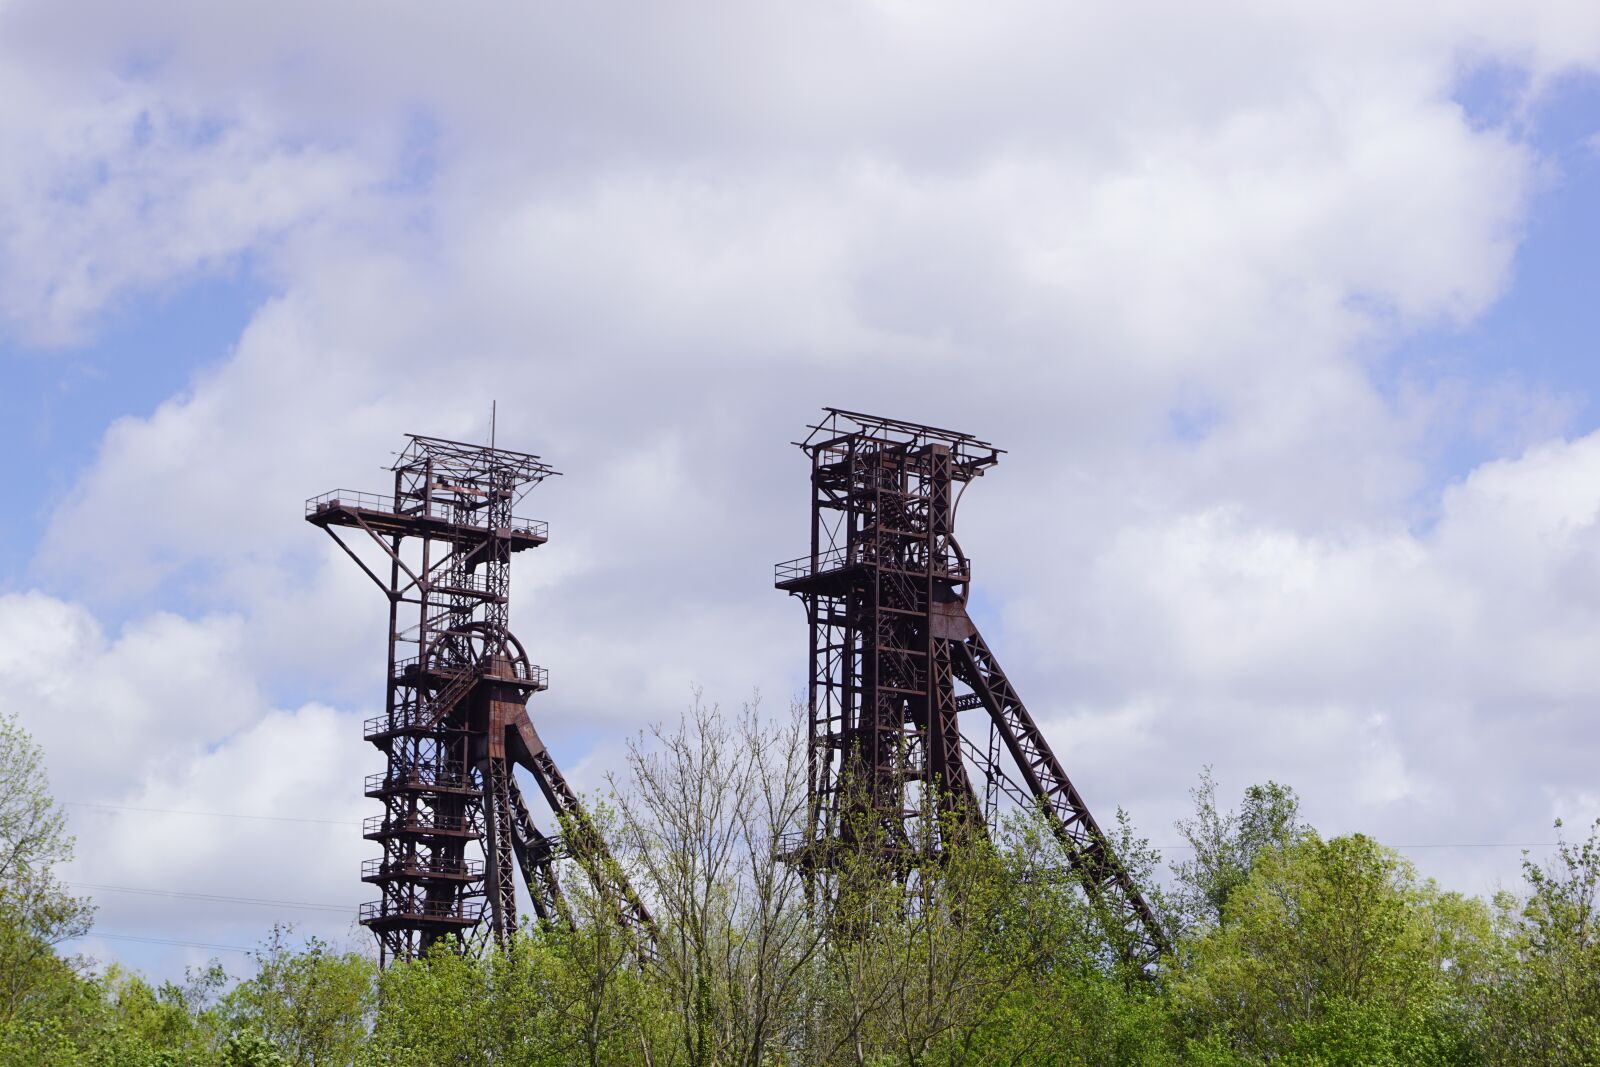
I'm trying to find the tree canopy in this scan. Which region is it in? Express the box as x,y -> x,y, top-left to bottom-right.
3,705 -> 1597,1066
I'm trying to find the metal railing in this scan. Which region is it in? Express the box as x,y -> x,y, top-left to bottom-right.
774,828 -> 811,855
775,544 -> 862,583
364,764 -> 474,795
388,657 -> 548,689
305,489 -> 391,515
363,812 -> 475,837
392,650 -> 480,678
499,661 -> 548,688
430,571 -> 506,598
359,898 -> 482,925
361,856 -> 484,880
362,705 -> 470,738
390,655 -> 434,677
503,517 -> 549,540
775,543 -> 972,585
362,663 -> 546,737
305,489 -> 548,541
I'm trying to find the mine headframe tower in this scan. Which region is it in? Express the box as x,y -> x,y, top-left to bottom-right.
307,433 -> 654,965
775,408 -> 1169,967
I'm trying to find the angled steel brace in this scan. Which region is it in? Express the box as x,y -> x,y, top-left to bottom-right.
952,625 -> 1169,966
507,712 -> 660,963
318,527 -> 395,597
347,512 -> 427,592
507,776 -> 568,926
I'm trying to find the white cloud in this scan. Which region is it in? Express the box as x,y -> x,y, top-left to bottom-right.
0,593 -> 376,971
0,594 -> 266,795
0,65 -> 384,345
82,702 -> 375,902
1027,430 -> 1600,890
60,702 -> 377,975
2,0 -> 1600,971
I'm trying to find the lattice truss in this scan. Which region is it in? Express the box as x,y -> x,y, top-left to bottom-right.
775,409 -> 1169,966
307,434 -> 653,965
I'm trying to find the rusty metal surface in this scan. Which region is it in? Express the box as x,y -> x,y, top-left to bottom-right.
775,407 -> 1169,966
308,433 -> 654,965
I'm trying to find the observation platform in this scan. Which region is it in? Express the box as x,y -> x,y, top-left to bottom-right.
774,829 -> 941,871
361,856 -> 484,885
390,656 -> 548,692
774,544 -> 971,594
304,490 -> 548,550
364,765 -> 479,799
359,898 -> 481,932
363,813 -> 479,842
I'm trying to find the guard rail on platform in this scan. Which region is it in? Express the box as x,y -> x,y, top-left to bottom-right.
305,490 -> 548,541
362,812 -> 475,838
361,856 -> 484,881
359,898 -> 481,925
364,764 -> 474,795
774,544 -> 972,585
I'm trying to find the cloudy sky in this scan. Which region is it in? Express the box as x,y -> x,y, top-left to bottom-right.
3,1 -> 1599,977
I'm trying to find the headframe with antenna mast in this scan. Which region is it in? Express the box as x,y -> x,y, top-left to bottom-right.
307,426 -> 653,964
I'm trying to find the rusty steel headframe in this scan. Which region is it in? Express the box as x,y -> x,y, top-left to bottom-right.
775,407 -> 1169,967
307,432 -> 654,966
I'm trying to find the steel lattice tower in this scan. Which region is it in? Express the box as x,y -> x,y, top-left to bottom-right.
307,433 -> 653,965
775,409 -> 1168,966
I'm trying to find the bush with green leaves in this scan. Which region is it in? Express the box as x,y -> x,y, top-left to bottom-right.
5,702 -> 1600,1066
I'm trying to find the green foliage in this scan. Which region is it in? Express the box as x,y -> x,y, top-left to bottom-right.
1171,831 -> 1490,1065
218,1031 -> 288,1067
219,926 -> 373,1067
362,925 -> 662,1067
609,698 -> 821,1066
0,710 -> 95,1034
1172,768 -> 1307,933
361,942 -> 493,1066
911,817 -> 1178,1067
6,704 -> 1600,1065
1477,819 -> 1600,1065
92,964 -> 225,1064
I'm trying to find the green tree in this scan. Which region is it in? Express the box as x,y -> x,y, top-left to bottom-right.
1172,769 -> 1307,933
609,697 -> 821,1067
361,943 -> 491,1067
1173,833 -> 1484,1064
220,1029 -> 290,1067
363,926 -> 663,1067
93,962 -> 227,1064
1480,819 -> 1600,1065
530,892 -> 663,1066
915,814 -> 1177,1067
222,926 -> 375,1067
0,710 -> 95,1043
798,802 -> 1176,1067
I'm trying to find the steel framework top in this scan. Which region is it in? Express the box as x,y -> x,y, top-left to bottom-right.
798,408 -> 1005,478
396,434 -> 560,489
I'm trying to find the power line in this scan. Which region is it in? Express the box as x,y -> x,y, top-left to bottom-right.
69,932 -> 254,955
63,801 -> 1562,851
1388,843 -> 1557,849
67,881 -> 354,914
64,801 -> 356,827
